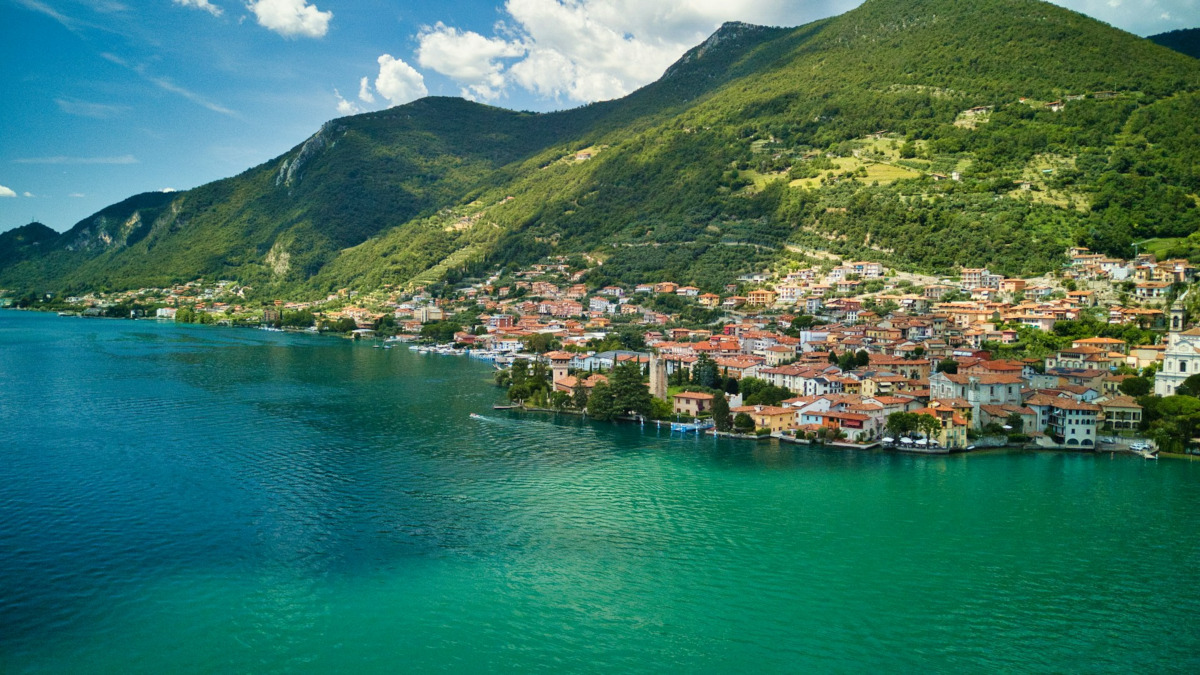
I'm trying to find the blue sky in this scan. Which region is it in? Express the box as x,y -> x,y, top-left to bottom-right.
1,0 -> 1195,234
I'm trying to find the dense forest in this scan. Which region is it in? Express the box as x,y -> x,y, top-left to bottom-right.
1150,28 -> 1200,60
3,0 -> 1199,297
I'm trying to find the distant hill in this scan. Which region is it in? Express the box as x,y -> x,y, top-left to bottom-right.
0,222 -> 57,268
3,0 -> 1199,296
1150,28 -> 1200,59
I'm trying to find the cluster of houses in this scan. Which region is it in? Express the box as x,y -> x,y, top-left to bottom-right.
33,244 -> 1191,451
536,319 -> 1159,448
407,250 -> 1200,449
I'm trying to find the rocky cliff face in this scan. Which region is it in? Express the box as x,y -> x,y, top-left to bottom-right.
276,121 -> 345,189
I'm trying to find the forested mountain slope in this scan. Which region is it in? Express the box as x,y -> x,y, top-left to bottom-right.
1151,28 -> 1200,60
3,0 -> 1199,296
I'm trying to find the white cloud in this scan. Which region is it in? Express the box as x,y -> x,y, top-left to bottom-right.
334,89 -> 360,115
395,0 -> 1193,108
69,193 -> 86,198
13,155 -> 138,165
23,191 -> 35,197
159,188 -> 177,193
374,54 -> 428,107
414,0 -> 862,105
417,23 -> 525,101
100,51 -> 237,116
1031,1 -> 1194,35
148,75 -> 238,116
358,76 -> 375,103
173,0 -> 222,17
55,97 -> 130,119
247,0 -> 331,38
0,185 -> 16,198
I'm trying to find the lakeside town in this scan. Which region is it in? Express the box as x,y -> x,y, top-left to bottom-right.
6,246 -> 1200,456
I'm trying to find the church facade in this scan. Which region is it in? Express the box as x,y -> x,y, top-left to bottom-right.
1155,300 -> 1200,396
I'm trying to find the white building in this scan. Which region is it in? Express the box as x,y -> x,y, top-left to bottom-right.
1156,300 -> 1200,396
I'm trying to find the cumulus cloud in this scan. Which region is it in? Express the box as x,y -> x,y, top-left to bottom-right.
358,76 -> 376,103
334,89 -> 360,115
416,0 -> 1197,105
413,0 -> 863,105
417,23 -> 525,101
23,191 -> 35,197
374,54 -> 428,107
0,185 -> 16,198
247,0 -> 331,38
173,0 -> 222,17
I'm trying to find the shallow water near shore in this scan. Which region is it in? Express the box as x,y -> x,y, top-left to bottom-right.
1,310 -> 1198,673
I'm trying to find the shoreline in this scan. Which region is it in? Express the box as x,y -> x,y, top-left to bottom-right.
15,309 -> 1189,461
488,403 -> 1168,458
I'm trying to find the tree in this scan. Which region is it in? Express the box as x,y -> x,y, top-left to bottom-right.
1143,395 -> 1200,452
936,358 -> 959,374
1118,376 -> 1152,398
586,381 -> 616,421
510,360 -> 529,389
650,397 -> 673,420
724,377 -> 739,395
332,317 -> 358,333
733,412 -> 755,432
524,333 -> 559,353
828,350 -> 839,365
691,353 -> 719,388
886,412 -> 918,437
838,352 -> 857,371
855,349 -> 871,368
572,379 -> 589,410
609,361 -> 652,418
915,414 -> 942,440
791,315 -> 816,331
550,391 -> 571,411
712,393 -> 732,432
420,320 -> 461,342
1174,374 -> 1200,398
740,377 -> 792,406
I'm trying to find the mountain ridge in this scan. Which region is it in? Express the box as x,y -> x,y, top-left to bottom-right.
1150,28 -> 1200,59
3,0 -> 1199,296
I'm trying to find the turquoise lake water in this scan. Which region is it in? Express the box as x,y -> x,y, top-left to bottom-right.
1,310 -> 1198,673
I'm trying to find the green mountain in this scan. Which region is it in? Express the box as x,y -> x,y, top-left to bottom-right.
1150,28 -> 1200,59
0,222 -> 58,269
4,0 -> 1200,296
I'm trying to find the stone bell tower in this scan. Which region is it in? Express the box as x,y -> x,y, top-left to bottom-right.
547,351 -> 572,387
649,353 -> 668,400
1170,291 -> 1188,335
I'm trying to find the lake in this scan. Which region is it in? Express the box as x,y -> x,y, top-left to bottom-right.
1,310 -> 1197,672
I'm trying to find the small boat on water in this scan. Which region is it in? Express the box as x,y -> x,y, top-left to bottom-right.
469,413 -> 485,420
